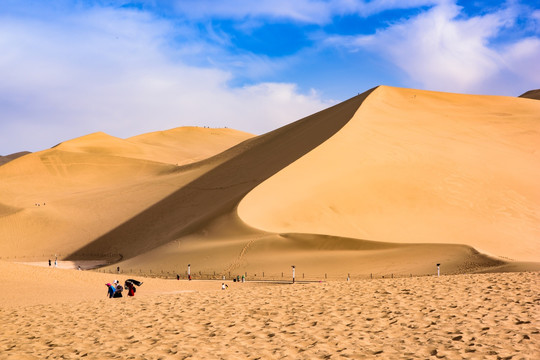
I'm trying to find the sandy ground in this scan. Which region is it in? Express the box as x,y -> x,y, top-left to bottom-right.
0,269 -> 537,359
1,87 -> 539,358
15,261 -> 110,270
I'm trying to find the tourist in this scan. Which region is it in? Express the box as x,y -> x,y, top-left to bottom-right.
106,283 -> 115,298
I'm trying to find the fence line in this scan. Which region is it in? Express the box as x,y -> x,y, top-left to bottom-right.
94,268 -> 430,281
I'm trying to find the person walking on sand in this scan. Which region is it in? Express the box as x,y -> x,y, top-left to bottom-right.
48,259 -> 51,267
221,283 -> 228,290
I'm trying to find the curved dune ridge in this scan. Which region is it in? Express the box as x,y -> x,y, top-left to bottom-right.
238,86 -> 540,263
0,86 -> 539,279
54,127 -> 254,166
0,127 -> 254,260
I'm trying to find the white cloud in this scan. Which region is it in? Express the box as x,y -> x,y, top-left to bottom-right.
501,37 -> 540,83
0,5 -> 331,155
325,0 -> 540,94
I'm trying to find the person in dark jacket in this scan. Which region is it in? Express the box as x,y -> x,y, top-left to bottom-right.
125,281 -> 136,297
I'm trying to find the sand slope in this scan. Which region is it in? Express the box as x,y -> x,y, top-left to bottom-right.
238,86 -> 540,262
1,86 -> 538,279
54,127 -> 253,166
0,127 -> 253,260
54,127 -> 254,166
86,86 -> 535,277
66,90 -> 374,262
519,89 -> 540,100
0,151 -> 30,166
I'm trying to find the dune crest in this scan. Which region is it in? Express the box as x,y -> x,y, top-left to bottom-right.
0,127 -> 253,260
54,127 -> 254,165
65,89 -> 375,263
238,86 -> 540,262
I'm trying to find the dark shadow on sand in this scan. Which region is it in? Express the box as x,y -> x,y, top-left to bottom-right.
66,88 -> 377,261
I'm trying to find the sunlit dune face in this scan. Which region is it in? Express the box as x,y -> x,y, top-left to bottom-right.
238,86 -> 540,262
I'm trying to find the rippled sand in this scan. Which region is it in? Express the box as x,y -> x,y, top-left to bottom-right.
1,271 -> 538,359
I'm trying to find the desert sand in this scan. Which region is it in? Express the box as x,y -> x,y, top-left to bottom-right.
0,151 -> 31,166
238,86 -> 540,262
1,86 -> 539,358
0,126 -> 253,262
1,87 -> 539,275
0,261 -> 538,359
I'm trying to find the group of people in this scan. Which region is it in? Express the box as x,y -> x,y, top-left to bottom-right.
106,279 -> 137,298
232,275 -> 245,283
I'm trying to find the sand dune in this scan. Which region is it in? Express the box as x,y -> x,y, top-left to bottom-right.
238,86 -> 540,262
1,86 -> 539,359
1,86 -> 539,280
85,86 -> 539,277
56,127 -> 253,166
128,126 -> 254,165
65,90 -> 374,264
107,212 -> 507,280
0,127 -> 253,260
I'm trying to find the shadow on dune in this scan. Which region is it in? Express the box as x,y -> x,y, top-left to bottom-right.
66,88 -> 377,261
0,151 -> 31,166
519,89 -> 540,100
249,233 -> 508,275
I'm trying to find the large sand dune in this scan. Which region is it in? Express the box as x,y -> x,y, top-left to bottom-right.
0,86 -> 539,279
239,86 -> 540,262
0,127 -> 253,261
1,86 -> 539,360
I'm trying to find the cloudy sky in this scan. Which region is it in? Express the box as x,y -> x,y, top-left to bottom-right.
1,0 -> 539,155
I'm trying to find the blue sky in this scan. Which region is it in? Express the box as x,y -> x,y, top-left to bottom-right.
1,0 -> 539,155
